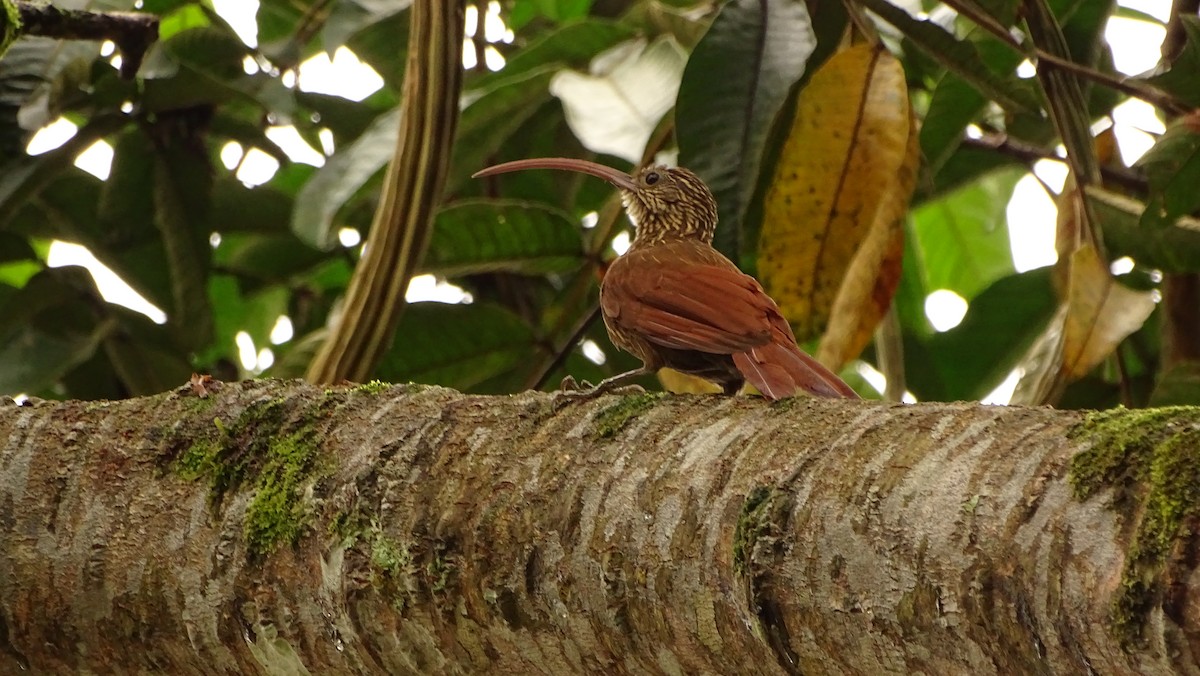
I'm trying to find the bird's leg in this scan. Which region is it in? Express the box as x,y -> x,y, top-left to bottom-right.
554,367 -> 652,405
558,374 -> 591,391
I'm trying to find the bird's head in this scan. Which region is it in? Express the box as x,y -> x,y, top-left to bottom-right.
473,159 -> 718,247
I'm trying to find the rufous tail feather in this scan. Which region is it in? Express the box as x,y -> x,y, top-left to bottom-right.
733,341 -> 858,400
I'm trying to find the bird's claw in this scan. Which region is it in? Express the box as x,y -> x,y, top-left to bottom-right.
551,380 -> 647,410
551,387 -> 593,410
558,375 -> 595,392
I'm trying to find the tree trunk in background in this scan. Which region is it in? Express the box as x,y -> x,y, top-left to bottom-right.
0,381 -> 1195,674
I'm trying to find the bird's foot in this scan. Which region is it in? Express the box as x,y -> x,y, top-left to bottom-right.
552,375 -> 646,409
559,375 -> 594,392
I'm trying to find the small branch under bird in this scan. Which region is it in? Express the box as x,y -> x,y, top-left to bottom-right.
473,158 -> 859,401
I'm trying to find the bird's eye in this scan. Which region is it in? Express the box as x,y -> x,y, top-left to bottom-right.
644,171 -> 660,185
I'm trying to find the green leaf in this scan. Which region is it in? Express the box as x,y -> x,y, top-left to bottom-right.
3,39 -> 100,136
448,67 -> 557,192
918,144 -> 1020,203
160,25 -> 249,80
920,40 -> 1026,175
211,178 -> 294,234
376,303 -> 534,391
676,0 -> 817,260
0,268 -> 112,395
102,309 -> 194,396
202,275 -> 289,369
911,168 -> 1020,301
209,111 -> 290,164
344,7 -> 411,91
0,261 -> 39,287
905,268 -> 1058,401
893,221 -> 935,338
534,0 -> 592,22
152,128 -> 216,349
292,108 -> 398,249
214,232 -> 329,284
142,26 -> 296,117
551,37 -> 686,163
1144,15 -> 1200,107
466,19 -> 636,92
157,5 -> 212,41
0,233 -> 36,263
459,99 -> 590,207
1135,121 -> 1200,230
99,129 -> 159,245
323,1 -> 408,55
423,200 -> 584,277
0,114 -> 127,228
296,91 -> 391,145
1087,186 -> 1200,273
1150,360 -> 1200,406
857,0 -> 1040,114
1112,5 -> 1164,24
257,0 -> 328,65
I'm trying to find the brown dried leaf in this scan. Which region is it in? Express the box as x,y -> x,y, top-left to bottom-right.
1060,243 -> 1155,380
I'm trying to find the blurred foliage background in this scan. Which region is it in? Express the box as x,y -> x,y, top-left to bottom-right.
1,0 -> 1199,408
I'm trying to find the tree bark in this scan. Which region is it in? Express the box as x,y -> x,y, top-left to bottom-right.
0,380 -> 1196,674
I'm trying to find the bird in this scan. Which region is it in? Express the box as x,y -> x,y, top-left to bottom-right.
473,158 -> 859,401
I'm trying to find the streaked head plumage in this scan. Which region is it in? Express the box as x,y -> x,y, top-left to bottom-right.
619,165 -> 718,246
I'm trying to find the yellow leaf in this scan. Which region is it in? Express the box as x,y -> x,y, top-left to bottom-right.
817,111 -> 919,370
759,43 -> 911,342
657,368 -> 722,394
1061,243 -> 1155,380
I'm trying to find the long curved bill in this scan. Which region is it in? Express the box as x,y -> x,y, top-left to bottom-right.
473,157 -> 638,191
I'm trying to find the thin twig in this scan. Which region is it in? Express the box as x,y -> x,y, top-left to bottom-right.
840,0 -> 880,42
939,0 -> 1023,51
874,304 -> 906,402
1033,50 -> 1189,116
1114,342 -> 1134,408
530,304 -> 602,390
961,133 -> 1148,194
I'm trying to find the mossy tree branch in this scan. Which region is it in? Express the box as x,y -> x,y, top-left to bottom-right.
2,381 -> 1199,673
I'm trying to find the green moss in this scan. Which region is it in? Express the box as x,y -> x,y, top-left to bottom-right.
1068,406 -> 1200,647
168,395 -> 332,558
1,0 -> 19,58
243,427 -> 323,556
590,392 -> 665,440
176,438 -> 221,481
351,380 -> 390,395
342,519 -> 418,612
371,534 -> 412,576
733,486 -> 775,576
185,393 -> 218,413
896,577 -> 940,634
427,543 -> 456,593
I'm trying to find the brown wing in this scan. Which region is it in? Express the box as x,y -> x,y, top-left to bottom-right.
601,261 -> 774,355
601,243 -> 859,400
